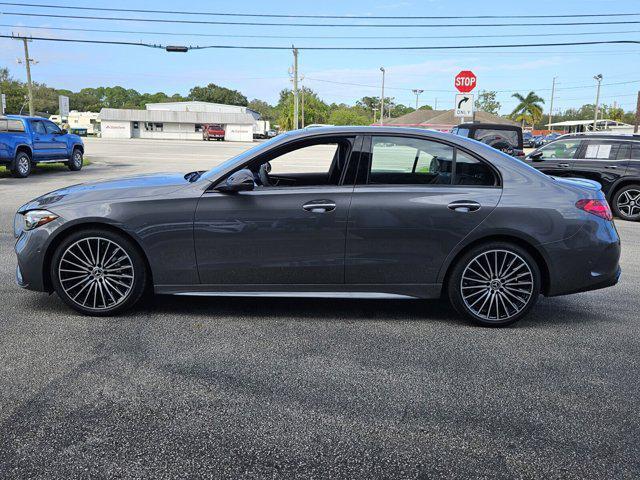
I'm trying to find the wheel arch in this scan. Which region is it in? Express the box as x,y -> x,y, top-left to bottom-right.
14,144 -> 33,159
440,234 -> 551,297
42,222 -> 153,292
607,177 -> 640,202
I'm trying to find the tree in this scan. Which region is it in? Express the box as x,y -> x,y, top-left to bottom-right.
0,67 -> 28,114
419,105 -> 434,110
390,104 -> 414,118
328,107 -> 370,126
510,91 -> 545,128
475,90 -> 501,115
247,99 -> 276,121
276,87 -> 329,130
188,83 -> 248,106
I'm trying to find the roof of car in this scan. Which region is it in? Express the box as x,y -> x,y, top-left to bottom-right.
457,123 -> 522,130
558,132 -> 640,141
5,114 -> 49,121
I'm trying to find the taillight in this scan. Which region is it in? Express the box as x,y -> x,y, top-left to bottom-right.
576,199 -> 612,221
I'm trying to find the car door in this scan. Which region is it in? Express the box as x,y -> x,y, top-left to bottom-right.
194,135 -> 361,285
29,120 -> 51,159
525,138 -> 582,177
568,139 -> 631,195
43,120 -> 69,159
345,134 -> 501,286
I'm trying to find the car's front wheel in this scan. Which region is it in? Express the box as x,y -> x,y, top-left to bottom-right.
612,185 -> 640,221
67,148 -> 83,171
51,229 -> 148,316
447,242 -> 541,327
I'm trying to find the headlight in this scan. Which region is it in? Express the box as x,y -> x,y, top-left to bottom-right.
22,210 -> 59,231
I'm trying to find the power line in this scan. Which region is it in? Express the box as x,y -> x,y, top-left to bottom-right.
4,11 -> 640,28
3,34 -> 638,51
3,2 -> 639,20
5,23 -> 640,41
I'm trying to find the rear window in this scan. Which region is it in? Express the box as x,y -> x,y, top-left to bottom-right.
475,128 -> 519,147
0,119 -> 25,132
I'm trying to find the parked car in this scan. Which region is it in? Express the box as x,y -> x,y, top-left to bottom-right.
451,123 -> 525,159
533,135 -> 545,148
14,127 -> 620,326
266,129 -> 278,138
203,124 -> 225,141
523,131 -> 536,148
525,133 -> 640,221
541,132 -> 561,145
0,115 -> 84,178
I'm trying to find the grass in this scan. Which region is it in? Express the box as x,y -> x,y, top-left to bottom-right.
0,158 -> 91,179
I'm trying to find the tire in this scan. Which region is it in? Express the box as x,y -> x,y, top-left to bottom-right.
67,148 -> 83,171
50,228 -> 148,316
447,242 -> 541,327
11,151 -> 32,178
611,185 -> 640,222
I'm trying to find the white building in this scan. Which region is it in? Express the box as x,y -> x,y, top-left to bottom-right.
50,111 -> 101,134
99,101 -> 256,141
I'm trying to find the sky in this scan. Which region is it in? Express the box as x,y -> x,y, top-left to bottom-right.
0,0 -> 639,115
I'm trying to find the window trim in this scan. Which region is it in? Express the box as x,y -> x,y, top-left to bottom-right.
206,133 -> 363,192
360,134 -> 501,188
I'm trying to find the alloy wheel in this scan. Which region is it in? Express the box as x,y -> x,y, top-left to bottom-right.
460,249 -> 534,322
18,157 -> 29,175
617,189 -> 640,219
58,237 -> 135,311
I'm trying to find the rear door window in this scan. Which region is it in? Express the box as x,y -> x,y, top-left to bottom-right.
30,120 -> 46,135
537,140 -> 581,160
582,141 -> 629,161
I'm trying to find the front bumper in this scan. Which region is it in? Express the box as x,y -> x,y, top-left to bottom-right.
14,220 -> 61,293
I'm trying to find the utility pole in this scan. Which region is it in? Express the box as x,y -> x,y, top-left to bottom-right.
593,74 -> 603,132
292,47 -> 299,130
300,74 -> 305,128
412,89 -> 424,110
434,98 -> 438,110
379,67 -> 385,126
634,91 -> 640,134
547,76 -> 557,132
17,37 -> 36,117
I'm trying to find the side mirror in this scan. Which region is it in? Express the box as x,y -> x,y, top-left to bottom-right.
528,151 -> 543,162
215,168 -> 255,193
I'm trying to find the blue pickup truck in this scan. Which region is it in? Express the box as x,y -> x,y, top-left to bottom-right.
0,115 -> 84,178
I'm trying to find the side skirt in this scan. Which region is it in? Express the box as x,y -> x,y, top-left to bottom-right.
154,283 -> 443,300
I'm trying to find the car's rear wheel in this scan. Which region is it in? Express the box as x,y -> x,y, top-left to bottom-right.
51,229 -> 148,316
67,148 -> 83,171
11,152 -> 32,178
612,185 -> 640,221
447,242 -> 541,327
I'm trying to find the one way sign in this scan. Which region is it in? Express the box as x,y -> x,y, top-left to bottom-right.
454,93 -> 474,118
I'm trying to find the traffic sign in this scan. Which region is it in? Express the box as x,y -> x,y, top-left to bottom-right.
454,93 -> 474,118
59,95 -> 69,117
454,70 -> 477,93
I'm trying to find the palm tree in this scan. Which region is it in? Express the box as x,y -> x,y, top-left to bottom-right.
510,91 -> 545,129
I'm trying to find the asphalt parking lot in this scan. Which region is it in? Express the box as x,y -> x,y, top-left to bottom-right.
1,138 -> 639,479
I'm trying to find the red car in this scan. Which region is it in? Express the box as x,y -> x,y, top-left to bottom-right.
203,124 -> 225,141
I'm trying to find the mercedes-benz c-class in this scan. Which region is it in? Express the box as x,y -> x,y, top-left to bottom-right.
14,127 -> 621,326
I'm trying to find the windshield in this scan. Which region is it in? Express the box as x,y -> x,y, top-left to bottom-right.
200,133 -> 290,181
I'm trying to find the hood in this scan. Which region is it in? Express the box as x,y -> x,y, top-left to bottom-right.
18,172 -> 190,212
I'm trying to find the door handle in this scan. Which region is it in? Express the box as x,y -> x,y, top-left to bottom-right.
558,163 -> 570,168
448,200 -> 481,212
604,165 -> 618,169
303,200 -> 336,213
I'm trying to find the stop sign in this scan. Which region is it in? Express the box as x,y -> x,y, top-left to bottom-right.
455,71 -> 477,93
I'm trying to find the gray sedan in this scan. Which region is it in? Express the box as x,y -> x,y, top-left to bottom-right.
13,127 -> 621,326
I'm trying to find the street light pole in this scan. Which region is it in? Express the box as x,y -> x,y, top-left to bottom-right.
412,88 -> 424,110
379,67 -> 385,126
547,76 -> 557,132
593,74 -> 603,131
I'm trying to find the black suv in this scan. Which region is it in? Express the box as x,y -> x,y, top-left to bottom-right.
452,123 -> 524,158
525,133 -> 640,221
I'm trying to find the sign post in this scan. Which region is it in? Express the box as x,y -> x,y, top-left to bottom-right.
58,95 -> 70,119
1,93 -> 5,115
454,70 -> 477,123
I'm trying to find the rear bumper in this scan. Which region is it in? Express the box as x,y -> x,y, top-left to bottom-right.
542,219 -> 621,297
